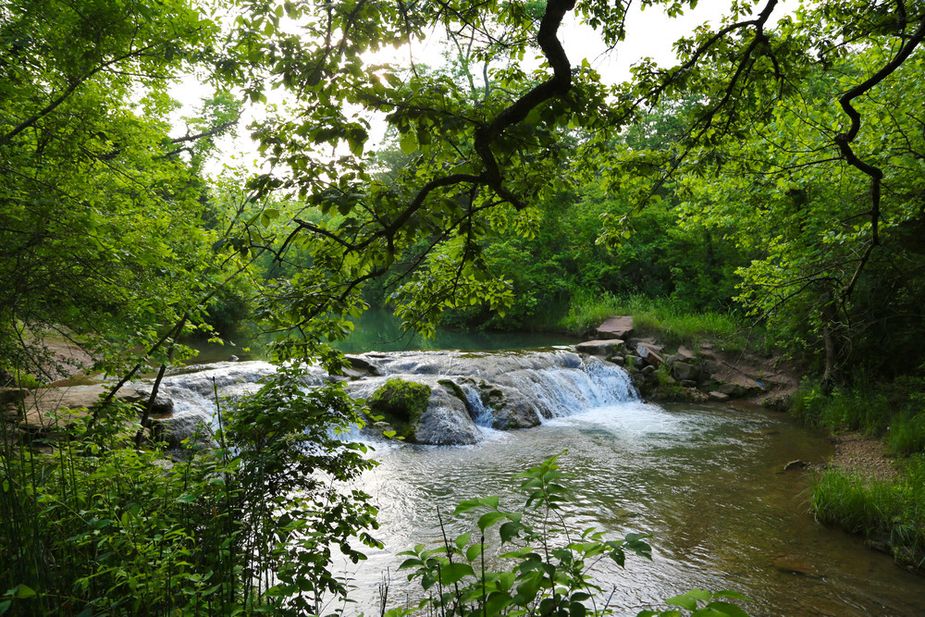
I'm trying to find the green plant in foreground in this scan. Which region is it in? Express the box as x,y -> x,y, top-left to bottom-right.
0,365 -> 380,615
388,454 -> 750,617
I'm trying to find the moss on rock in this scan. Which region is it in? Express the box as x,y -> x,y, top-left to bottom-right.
368,378 -> 431,441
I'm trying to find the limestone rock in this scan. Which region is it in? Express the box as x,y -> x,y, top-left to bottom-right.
482,385 -> 540,429
636,343 -> 664,367
708,390 -> 730,402
596,316 -> 634,340
345,355 -> 382,377
671,361 -> 699,382
575,339 -> 625,356
415,386 -> 479,445
11,383 -> 172,430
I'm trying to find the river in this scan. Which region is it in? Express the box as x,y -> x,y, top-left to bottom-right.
161,343 -> 925,616
338,401 -> 925,616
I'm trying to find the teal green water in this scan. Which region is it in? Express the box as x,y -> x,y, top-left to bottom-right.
187,310 -> 577,361
334,309 -> 577,353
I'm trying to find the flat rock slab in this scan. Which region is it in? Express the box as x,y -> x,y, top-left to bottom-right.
7,383 -> 171,430
596,316 -> 634,340
575,339 -> 625,356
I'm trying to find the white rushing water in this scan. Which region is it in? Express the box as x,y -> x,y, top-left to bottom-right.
155,350 -> 637,445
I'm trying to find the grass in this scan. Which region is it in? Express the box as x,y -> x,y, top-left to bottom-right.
791,381 -> 925,454
795,379 -> 925,569
811,456 -> 925,568
888,411 -> 925,457
559,291 -> 750,349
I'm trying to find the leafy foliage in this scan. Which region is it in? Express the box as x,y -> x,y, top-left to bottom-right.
0,366 -> 379,615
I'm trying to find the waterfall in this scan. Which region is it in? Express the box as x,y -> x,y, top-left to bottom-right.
152,351 -> 637,445
460,384 -> 494,428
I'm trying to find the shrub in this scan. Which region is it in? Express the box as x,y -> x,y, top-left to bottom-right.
0,365 -> 379,615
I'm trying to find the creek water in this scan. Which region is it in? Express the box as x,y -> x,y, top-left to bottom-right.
158,343 -> 925,616
339,403 -> 925,616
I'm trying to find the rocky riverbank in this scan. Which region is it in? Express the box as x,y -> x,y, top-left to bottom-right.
4,316 -> 799,446
574,315 -> 799,409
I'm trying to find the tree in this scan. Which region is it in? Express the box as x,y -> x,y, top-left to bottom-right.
0,0 -> 242,382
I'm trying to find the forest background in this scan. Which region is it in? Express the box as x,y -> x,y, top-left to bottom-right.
1,0 -> 924,614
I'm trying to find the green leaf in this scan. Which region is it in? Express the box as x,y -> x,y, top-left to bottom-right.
499,521 -> 520,543
13,585 -> 36,599
465,543 -> 483,562
477,511 -> 508,531
399,131 -> 417,155
700,601 -> 750,617
454,496 -> 499,514
438,562 -> 473,585
666,589 -> 712,610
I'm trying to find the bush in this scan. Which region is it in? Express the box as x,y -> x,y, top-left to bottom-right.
0,366 -> 379,615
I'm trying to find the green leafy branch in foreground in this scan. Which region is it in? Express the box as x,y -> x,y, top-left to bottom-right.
387,454 -> 750,617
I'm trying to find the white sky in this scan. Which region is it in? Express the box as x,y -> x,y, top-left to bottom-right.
171,0 -> 798,176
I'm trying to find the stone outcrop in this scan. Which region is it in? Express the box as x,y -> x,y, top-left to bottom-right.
6,383 -> 173,431
575,339 -> 625,356
572,317 -> 799,407
596,316 -> 634,340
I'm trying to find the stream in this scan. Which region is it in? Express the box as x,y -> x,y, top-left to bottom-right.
339,401 -> 925,616
157,349 -> 925,616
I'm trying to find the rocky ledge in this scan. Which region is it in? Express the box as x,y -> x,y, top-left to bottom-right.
574,316 -> 798,409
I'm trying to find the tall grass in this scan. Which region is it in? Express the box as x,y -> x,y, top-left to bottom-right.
559,291 -> 748,348
812,456 -> 925,568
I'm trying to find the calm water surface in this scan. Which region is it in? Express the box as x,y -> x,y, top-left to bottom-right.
337,402 -> 925,616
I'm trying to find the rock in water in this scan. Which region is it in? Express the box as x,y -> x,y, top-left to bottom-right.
414,386 -> 479,445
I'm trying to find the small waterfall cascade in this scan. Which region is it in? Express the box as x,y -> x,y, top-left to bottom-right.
150,351 -> 638,446
460,383 -> 494,428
